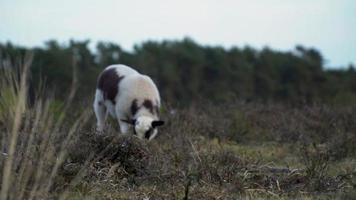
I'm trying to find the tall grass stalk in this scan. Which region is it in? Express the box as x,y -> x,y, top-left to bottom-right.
0,54 -> 90,200
1,53 -> 32,200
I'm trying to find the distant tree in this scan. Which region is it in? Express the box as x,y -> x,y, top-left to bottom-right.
1,39 -> 355,106
96,42 -> 122,67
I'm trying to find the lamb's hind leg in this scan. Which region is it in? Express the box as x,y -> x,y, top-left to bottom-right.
94,92 -> 107,132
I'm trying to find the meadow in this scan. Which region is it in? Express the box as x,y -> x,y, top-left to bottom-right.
0,59 -> 355,200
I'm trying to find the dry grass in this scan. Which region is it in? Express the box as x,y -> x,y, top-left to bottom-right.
0,55 -> 91,200
59,106 -> 355,199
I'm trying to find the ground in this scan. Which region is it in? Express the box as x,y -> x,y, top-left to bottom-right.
1,99 -> 355,200
60,103 -> 356,199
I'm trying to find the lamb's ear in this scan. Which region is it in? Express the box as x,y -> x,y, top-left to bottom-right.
152,120 -> 165,128
120,119 -> 136,125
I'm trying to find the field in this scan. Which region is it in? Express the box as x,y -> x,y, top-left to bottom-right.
0,66 -> 356,200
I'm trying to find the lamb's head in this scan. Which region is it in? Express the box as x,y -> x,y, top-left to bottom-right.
121,116 -> 164,140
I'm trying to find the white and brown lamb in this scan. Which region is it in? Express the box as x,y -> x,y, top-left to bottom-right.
93,64 -> 164,140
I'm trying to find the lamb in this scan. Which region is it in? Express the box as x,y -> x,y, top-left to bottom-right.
93,64 -> 164,140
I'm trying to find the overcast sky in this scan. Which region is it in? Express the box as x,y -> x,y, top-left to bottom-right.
1,0 -> 355,68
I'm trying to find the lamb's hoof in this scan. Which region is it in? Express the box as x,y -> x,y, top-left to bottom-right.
95,127 -> 104,134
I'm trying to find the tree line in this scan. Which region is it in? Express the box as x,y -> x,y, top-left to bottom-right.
1,38 -> 355,106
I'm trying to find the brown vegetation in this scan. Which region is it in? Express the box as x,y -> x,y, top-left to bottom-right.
0,57 -> 355,200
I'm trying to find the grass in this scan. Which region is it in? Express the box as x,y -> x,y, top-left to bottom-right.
0,55 -> 91,200
59,106 -> 355,199
0,58 -> 355,199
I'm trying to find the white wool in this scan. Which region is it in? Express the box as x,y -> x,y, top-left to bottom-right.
107,64 -> 138,76
116,74 -> 160,118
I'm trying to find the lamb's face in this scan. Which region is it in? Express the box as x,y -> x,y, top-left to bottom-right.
134,116 -> 155,140
121,116 -> 165,140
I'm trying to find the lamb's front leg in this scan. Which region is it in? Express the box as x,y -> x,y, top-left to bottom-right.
94,101 -> 107,132
118,120 -> 130,135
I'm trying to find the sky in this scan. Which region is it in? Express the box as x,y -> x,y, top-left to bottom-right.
0,0 -> 355,68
